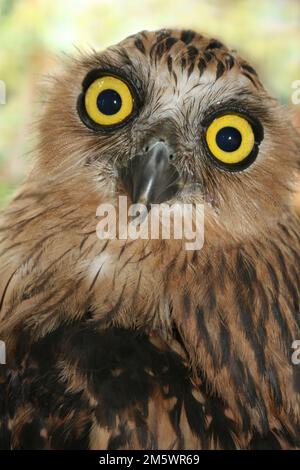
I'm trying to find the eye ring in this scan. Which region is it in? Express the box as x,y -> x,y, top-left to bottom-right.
77,69 -> 140,131
203,112 -> 263,171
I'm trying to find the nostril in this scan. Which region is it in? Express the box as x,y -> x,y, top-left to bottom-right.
144,140 -> 174,160
144,140 -> 164,153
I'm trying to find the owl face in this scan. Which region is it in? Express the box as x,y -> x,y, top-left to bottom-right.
37,29 -> 299,246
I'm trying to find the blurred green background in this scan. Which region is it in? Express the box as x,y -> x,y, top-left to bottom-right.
0,0 -> 300,206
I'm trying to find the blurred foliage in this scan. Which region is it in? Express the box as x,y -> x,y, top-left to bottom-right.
0,0 -> 300,205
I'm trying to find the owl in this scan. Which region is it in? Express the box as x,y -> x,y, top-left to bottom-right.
0,28 -> 300,450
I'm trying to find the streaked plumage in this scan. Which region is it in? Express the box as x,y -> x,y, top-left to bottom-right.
0,29 -> 300,449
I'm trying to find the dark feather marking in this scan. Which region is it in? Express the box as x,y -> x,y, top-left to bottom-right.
23,278 -> 85,328
219,322 -> 231,366
242,72 -> 259,88
88,264 -> 104,292
117,239 -> 133,260
183,393 -> 207,447
183,292 -> 191,317
79,235 -> 89,250
163,257 -> 177,284
203,51 -> 214,62
292,366 -> 300,394
249,430 -> 281,450
196,307 -> 219,369
137,250 -> 153,262
165,37 -> 178,52
0,268 -> 18,313
92,241 -> 109,260
206,39 -> 224,50
198,58 -> 206,76
180,255 -> 188,273
169,398 -> 184,448
134,38 -> 146,54
288,224 -> 300,244
108,425 -> 131,450
156,30 -> 172,42
36,247 -> 73,283
118,249 -> 140,274
225,54 -> 235,69
248,383 -> 269,436
276,420 -> 299,448
16,419 -> 47,450
79,240 -> 95,260
0,240 -> 27,258
290,263 -> 300,294
230,358 -> 247,396
235,251 -> 267,375
207,287 -> 216,312
236,287 -> 266,376
79,229 -> 97,236
255,281 -> 269,348
191,250 -> 198,264
288,243 -> 300,270
236,399 -> 251,433
230,358 -> 257,417
50,419 -> 91,450
149,31 -> 171,60
180,30 -> 196,45
205,395 -> 236,449
129,269 -> 143,307
187,45 -> 198,61
187,63 -> 194,78
217,252 -> 227,292
172,71 -> 178,86
155,41 -> 165,61
102,284 -> 128,324
0,419 -> 10,450
266,262 -> 279,292
134,410 -> 149,448
167,55 -> 173,73
215,61 -> 225,80
274,244 -> 299,319
241,63 -> 258,76
236,250 -> 257,288
118,47 -> 133,67
22,247 -> 74,300
265,366 -> 282,407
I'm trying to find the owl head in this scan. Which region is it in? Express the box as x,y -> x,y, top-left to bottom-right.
35,29 -> 299,249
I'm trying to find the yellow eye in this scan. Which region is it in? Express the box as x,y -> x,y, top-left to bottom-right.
205,114 -> 255,167
84,75 -> 134,127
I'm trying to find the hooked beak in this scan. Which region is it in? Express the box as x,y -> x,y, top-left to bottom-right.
118,141 -> 180,208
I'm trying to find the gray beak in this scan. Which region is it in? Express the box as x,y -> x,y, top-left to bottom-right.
118,141 -> 180,208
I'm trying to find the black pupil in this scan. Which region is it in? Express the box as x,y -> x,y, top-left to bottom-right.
216,126 -> 242,152
97,89 -> 122,115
